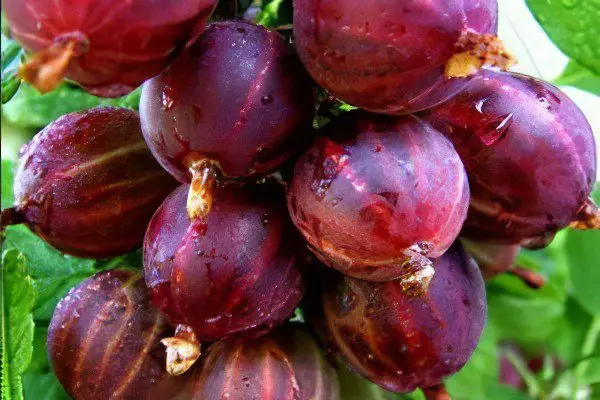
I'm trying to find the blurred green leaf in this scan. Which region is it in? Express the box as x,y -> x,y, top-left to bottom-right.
565,227 -> 600,316
578,357 -> 600,386
21,327 -> 70,400
1,249 -> 36,400
486,243 -> 568,345
2,83 -> 129,129
256,0 -> 293,27
526,0 -> 600,75
549,298 -> 594,365
446,325 -> 499,399
554,61 -> 600,96
1,158 -> 15,208
1,37 -> 23,104
485,383 -> 531,400
337,366 -> 425,400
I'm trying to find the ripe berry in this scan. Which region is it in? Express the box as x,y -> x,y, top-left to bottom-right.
426,70 -> 599,246
47,270 -> 186,400
5,107 -> 177,259
188,324 -> 340,400
293,0 -> 510,114
287,112 -> 469,282
315,242 -> 486,393
140,21 -> 315,219
143,183 -> 305,342
4,0 -> 217,96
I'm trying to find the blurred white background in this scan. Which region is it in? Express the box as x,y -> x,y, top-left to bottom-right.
498,0 -> 600,178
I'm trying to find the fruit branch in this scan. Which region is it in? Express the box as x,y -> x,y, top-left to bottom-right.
0,207 -> 25,228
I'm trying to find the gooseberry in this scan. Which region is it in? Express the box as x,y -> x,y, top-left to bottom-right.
3,107 -> 177,258
47,269 -> 187,400
426,70 -> 599,246
293,0 -> 510,114
315,241 -> 486,393
287,112 -> 470,282
4,0 -> 217,96
140,21 -> 315,220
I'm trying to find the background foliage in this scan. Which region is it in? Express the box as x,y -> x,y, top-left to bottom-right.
1,1 -> 600,399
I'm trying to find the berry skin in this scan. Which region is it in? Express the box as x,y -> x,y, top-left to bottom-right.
4,0 -> 217,96
315,242 -> 487,393
140,21 -> 315,184
287,112 -> 469,282
143,183 -> 305,342
10,107 -> 177,259
293,0 -> 505,114
188,324 -> 340,400
425,70 -> 598,246
47,270 -> 187,400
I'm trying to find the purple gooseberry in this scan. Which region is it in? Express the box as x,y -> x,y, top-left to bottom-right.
3,107 -> 177,259
143,183 -> 305,345
4,0 -> 217,96
426,70 -> 599,246
188,324 -> 340,400
287,112 -> 469,282
140,21 -> 315,220
293,0 -> 510,114
47,270 -> 187,400
315,241 -> 487,393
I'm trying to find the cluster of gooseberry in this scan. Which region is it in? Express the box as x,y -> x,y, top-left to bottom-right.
2,0 -> 598,399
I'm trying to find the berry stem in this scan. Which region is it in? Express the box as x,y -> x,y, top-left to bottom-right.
19,40 -> 79,94
569,198 -> 600,230
508,266 -> 546,289
161,324 -> 201,376
187,159 -> 219,220
1,207 -> 25,228
445,31 -> 516,78
398,248 -> 435,296
423,384 -> 452,400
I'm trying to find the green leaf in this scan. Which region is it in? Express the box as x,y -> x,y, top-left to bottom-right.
1,249 -> 36,400
1,159 -> 15,209
578,357 -> 600,386
2,83 -> 122,129
486,242 -> 568,345
337,366 -> 424,400
565,227 -> 600,316
21,327 -> 70,400
526,0 -> 600,75
446,325 -> 499,399
1,37 -> 23,104
485,383 -> 531,400
554,61 -> 600,96
256,0 -> 292,27
548,298 -> 594,365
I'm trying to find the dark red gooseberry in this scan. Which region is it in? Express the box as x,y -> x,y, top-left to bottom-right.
140,21 -> 315,219
287,112 -> 470,282
461,238 -> 546,289
6,107 -> 177,259
4,0 -> 216,96
188,324 -> 340,400
315,242 -> 487,393
293,0 -> 509,114
143,183 -> 305,342
425,70 -> 599,246
47,270 -> 187,400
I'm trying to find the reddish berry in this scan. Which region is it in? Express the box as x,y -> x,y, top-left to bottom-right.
287,112 -> 469,282
10,107 -> 177,258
